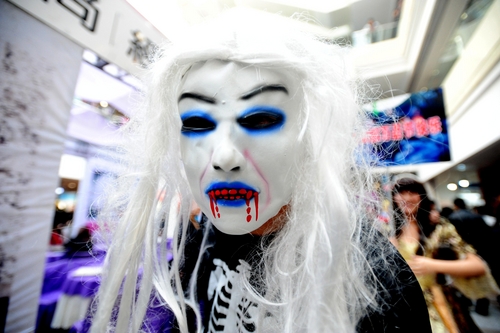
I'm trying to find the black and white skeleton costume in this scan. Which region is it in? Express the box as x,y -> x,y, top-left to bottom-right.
174,216 -> 431,333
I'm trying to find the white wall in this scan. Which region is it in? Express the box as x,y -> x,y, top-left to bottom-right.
417,61 -> 500,183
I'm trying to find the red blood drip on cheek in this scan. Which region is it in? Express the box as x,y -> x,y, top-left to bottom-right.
246,215 -> 252,222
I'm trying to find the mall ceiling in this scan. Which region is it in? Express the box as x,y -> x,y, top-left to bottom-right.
129,0 -> 488,97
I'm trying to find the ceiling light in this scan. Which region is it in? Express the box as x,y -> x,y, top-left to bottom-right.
58,155 -> 87,180
57,202 -> 67,210
121,74 -> 143,90
456,164 -> 466,171
55,187 -> 65,195
82,50 -> 99,65
103,63 -> 125,77
458,180 -> 469,188
447,183 -> 458,191
100,101 -> 109,108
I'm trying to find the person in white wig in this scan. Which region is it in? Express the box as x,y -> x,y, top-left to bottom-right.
89,9 -> 431,333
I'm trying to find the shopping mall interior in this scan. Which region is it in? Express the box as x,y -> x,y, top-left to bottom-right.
1,0 -> 500,332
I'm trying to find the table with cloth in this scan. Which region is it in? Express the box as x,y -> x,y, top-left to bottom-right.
35,250 -> 105,332
51,265 -> 102,330
69,242 -> 174,333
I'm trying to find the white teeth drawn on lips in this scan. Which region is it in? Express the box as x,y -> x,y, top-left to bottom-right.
207,188 -> 259,222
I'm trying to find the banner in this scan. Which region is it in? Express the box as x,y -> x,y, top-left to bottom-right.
0,2 -> 83,331
364,87 -> 450,166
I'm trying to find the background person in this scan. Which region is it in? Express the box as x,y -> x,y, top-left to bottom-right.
391,177 -> 499,333
449,198 -> 498,315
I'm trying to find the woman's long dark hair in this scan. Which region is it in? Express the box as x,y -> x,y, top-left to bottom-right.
392,178 -> 436,249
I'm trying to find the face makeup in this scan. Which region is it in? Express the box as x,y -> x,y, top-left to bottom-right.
177,60 -> 303,235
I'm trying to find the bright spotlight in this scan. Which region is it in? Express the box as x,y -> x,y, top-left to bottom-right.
447,183 -> 458,191
458,180 -> 469,188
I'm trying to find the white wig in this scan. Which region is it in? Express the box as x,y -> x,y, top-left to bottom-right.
90,9 -> 390,333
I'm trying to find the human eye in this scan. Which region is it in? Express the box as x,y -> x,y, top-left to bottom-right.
237,107 -> 285,132
180,112 -> 216,136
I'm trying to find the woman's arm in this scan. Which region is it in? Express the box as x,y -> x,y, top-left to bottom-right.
407,253 -> 486,278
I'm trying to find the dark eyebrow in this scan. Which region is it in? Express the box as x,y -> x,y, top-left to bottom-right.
178,92 -> 216,104
240,84 -> 289,100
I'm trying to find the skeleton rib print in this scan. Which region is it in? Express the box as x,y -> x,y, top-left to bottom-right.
206,259 -> 258,333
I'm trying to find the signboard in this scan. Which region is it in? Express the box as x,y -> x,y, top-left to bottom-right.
7,0 -> 167,77
364,87 -> 450,166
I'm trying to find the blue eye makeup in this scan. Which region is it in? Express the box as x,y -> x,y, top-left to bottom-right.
180,111 -> 217,137
237,106 -> 286,133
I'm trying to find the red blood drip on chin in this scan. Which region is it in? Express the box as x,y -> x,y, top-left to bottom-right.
209,192 -> 216,218
254,192 -> 259,221
246,199 -> 251,223
216,206 -> 219,213
218,213 -> 220,218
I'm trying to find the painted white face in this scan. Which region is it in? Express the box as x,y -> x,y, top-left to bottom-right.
177,60 -> 303,235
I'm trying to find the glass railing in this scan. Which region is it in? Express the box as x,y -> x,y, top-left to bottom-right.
351,21 -> 399,47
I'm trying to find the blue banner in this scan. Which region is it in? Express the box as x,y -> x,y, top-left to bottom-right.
364,87 -> 450,166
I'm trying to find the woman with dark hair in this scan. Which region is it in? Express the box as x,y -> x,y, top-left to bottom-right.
391,177 -> 499,333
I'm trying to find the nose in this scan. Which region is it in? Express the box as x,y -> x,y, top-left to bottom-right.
212,137 -> 246,172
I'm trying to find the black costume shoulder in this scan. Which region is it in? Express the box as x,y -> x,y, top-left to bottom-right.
178,218 -> 431,333
357,232 -> 431,332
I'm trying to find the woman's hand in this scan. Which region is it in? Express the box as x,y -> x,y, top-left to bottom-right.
406,255 -> 436,276
407,254 -> 486,277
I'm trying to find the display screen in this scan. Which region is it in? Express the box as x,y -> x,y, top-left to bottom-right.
364,87 -> 450,166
